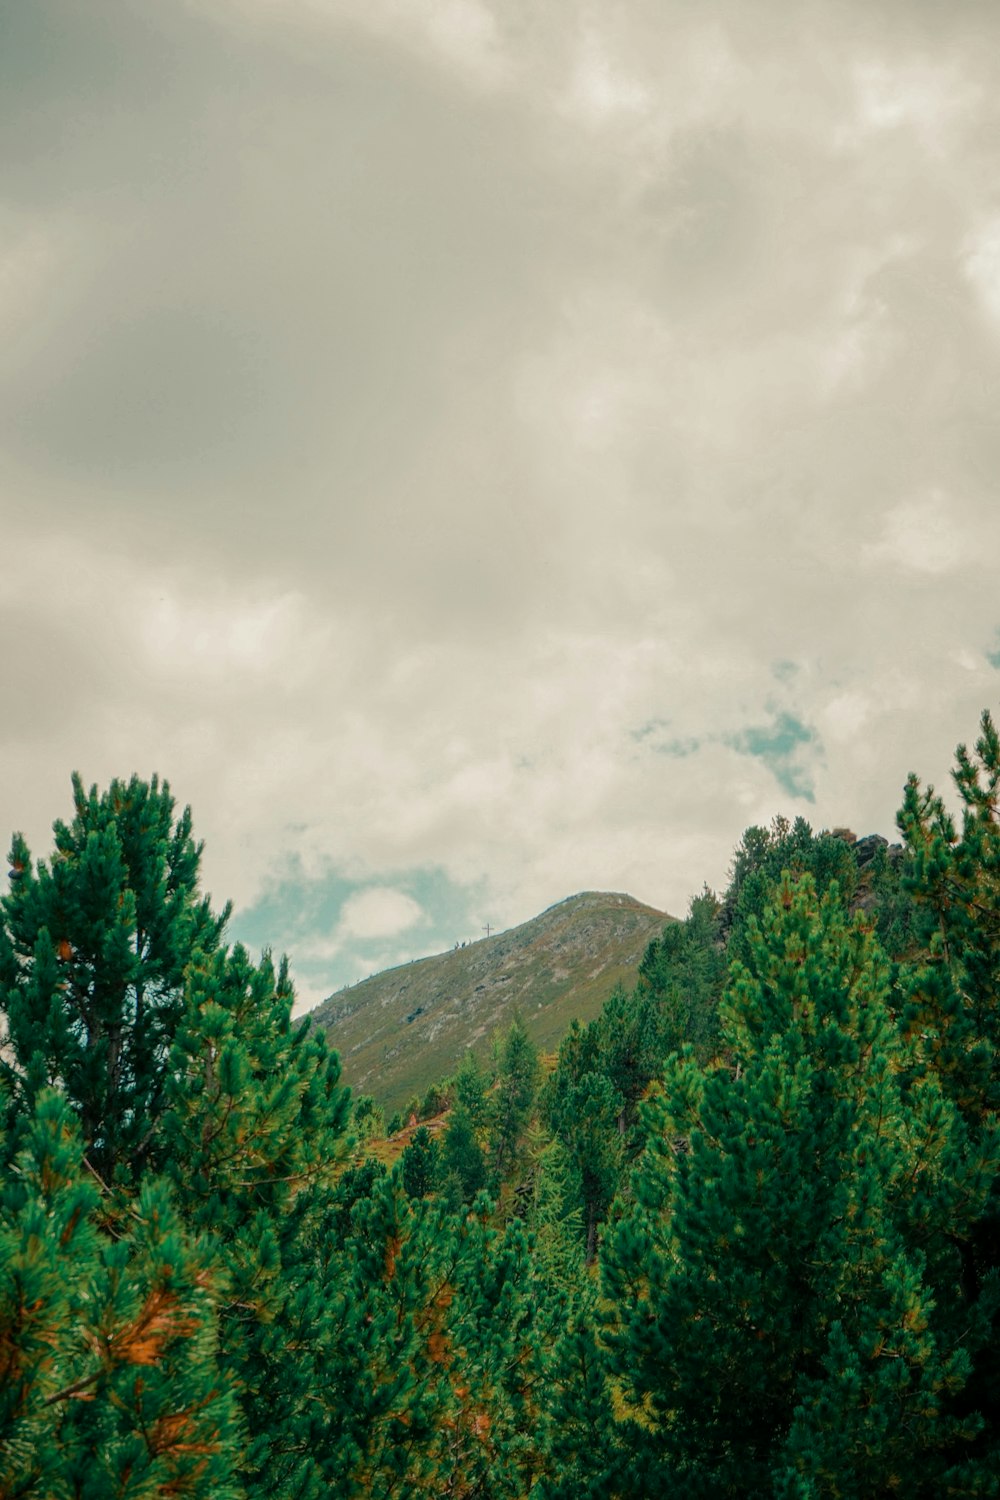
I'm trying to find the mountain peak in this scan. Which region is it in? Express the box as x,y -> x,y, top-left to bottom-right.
310,890 -> 670,1111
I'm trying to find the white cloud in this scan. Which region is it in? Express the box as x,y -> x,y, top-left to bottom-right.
418,0 -> 504,79
862,493 -> 975,576
819,237 -> 915,398
189,0 -> 510,89
4,1 -> 1000,980
139,590 -> 330,688
819,692 -> 872,744
561,28 -> 649,128
962,215 -> 1000,326
337,887 -> 425,942
842,57 -> 978,153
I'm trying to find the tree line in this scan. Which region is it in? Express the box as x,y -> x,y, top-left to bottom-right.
2,712 -> 1000,1496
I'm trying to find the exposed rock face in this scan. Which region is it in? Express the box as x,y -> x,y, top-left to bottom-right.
854,834 -> 904,868
853,833 -> 889,868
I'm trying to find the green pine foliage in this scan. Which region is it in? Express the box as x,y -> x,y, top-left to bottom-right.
0,774 -> 227,1185
487,1017 -> 541,1190
533,1298 -> 626,1500
897,712 -> 1000,1118
429,1203 -> 555,1497
400,1124 -> 440,1199
895,710 -> 1000,1475
0,1088 -> 239,1499
527,1139 -> 585,1294
313,1170 -> 450,1495
721,814 -> 858,967
540,891 -> 729,1263
453,1050 -> 489,1133
5,716 -> 1000,1497
305,1169 -> 556,1497
161,942 -> 351,1498
353,1093 -> 386,1142
439,1104 -> 487,1208
862,838 -> 921,962
0,777 -> 355,1498
635,886 -> 727,1064
544,1056 -> 622,1264
601,874 -> 996,1497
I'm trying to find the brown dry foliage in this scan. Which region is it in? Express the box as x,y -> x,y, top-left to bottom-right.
107,1286 -> 200,1367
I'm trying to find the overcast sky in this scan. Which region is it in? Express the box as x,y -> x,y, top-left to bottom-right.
4,0 -> 1000,1007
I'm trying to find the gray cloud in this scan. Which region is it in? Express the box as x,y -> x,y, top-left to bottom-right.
4,1 -> 1000,996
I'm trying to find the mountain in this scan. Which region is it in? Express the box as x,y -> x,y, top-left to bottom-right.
309,891 -> 671,1112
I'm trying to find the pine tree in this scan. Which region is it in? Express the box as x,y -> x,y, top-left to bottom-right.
635,887 -> 727,1065
896,709 -> 1000,1474
602,875 -> 995,1497
439,1104 -> 487,1207
452,1051 -> 488,1134
438,1205 -> 558,1498
544,1062 -> 622,1264
161,942 -> 351,1499
721,815 -> 858,966
0,1088 -> 239,1499
307,1170 -> 533,1497
530,1145 -> 624,1500
400,1125 -> 440,1200
897,710 -> 1000,1119
528,1139 -> 585,1294
0,774 -> 227,1185
487,1017 -> 540,1190
352,1093 -> 386,1142
0,777 -> 360,1498
300,1140 -> 561,1497
533,1292 -> 627,1500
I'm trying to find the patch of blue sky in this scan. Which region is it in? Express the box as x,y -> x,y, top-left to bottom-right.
228,860 -> 357,953
726,711 -> 819,802
632,705 -> 818,798
987,643 -> 1000,669
229,862 -> 487,1010
630,719 -> 702,758
771,659 -> 799,683
655,735 -> 702,758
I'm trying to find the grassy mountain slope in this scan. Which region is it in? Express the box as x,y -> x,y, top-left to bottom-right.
310,891 -> 671,1112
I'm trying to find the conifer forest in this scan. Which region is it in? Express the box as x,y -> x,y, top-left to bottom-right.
3,711 -> 1000,1499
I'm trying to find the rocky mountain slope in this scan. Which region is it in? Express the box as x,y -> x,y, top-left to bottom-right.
309,891 -> 671,1111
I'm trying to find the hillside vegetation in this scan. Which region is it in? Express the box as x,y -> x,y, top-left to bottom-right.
310,891 -> 670,1112
2,711 -> 1000,1496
